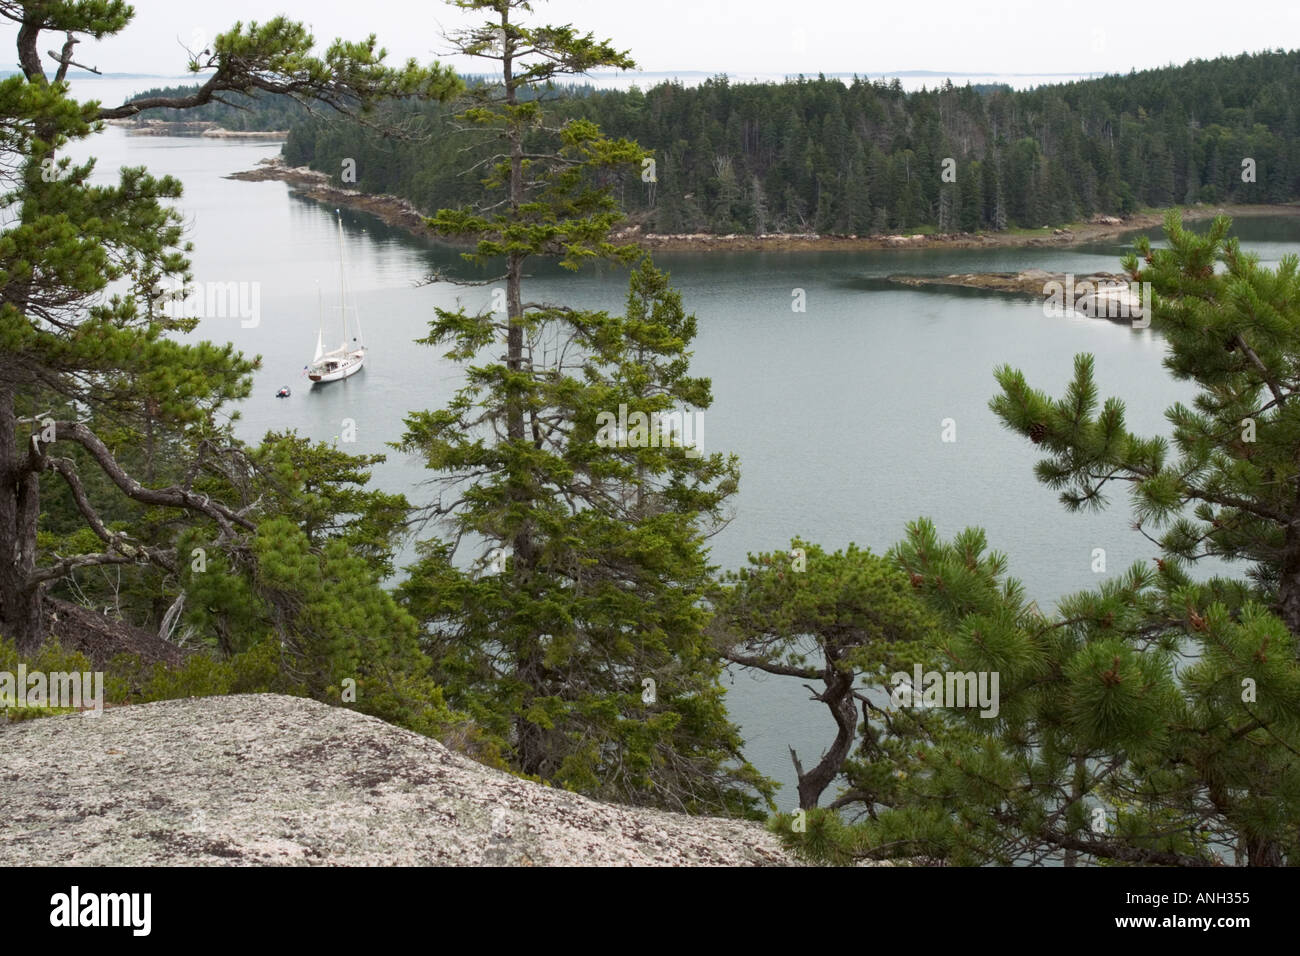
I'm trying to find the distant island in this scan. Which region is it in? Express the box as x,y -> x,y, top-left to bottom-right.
279,50 -> 1300,242
107,117 -> 286,138
118,52 -> 1300,247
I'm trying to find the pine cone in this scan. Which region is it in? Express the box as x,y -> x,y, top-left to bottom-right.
1028,421 -> 1048,444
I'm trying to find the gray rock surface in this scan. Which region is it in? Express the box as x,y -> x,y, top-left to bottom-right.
0,694 -> 800,866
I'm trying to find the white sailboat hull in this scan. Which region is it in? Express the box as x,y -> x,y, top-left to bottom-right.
308,346 -> 366,383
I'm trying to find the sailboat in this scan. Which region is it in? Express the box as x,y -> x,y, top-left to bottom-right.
307,210 -> 366,383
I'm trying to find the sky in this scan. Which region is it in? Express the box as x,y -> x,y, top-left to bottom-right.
3,0 -> 1299,81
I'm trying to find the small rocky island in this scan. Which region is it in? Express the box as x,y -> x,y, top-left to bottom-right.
885,269 -> 1149,322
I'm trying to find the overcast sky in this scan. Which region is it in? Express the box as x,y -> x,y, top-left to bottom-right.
6,0 -> 1299,80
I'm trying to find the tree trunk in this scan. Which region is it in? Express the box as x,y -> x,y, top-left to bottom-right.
1245,834 -> 1283,866
794,664 -> 858,810
1278,525 -> 1300,642
0,385 -> 43,653
1209,779 -> 1285,866
1064,757 -> 1087,867
2,31 -> 53,654
499,6 -> 546,777
515,659 -> 548,778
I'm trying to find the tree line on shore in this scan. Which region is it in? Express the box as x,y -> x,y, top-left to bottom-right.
275,49 -> 1300,235
4,1 -> 1298,865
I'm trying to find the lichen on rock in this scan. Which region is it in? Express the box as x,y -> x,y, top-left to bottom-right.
0,694 -> 800,867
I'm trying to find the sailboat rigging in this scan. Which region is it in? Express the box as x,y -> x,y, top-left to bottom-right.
307,210 -> 366,383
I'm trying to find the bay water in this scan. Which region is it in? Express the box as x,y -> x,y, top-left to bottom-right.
64,87 -> 1300,800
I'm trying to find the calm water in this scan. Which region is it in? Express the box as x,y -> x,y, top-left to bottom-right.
64,96 -> 1300,801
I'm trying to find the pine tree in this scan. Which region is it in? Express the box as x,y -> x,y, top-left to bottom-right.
995,213 -> 1300,634
960,160 -> 983,233
398,0 -> 771,815
769,216 -> 1300,866
0,3 -> 459,653
981,213 -> 1300,865
711,541 -> 935,810
774,517 -> 1300,866
937,183 -> 956,233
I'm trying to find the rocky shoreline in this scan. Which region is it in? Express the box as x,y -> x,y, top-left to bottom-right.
227,157 -> 1300,254
226,159 -> 432,233
613,204 -> 1300,251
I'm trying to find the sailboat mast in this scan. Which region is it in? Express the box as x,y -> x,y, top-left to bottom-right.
335,210 -> 349,346
313,280 -> 324,362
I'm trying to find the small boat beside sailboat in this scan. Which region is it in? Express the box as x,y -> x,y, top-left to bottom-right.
307,210 -> 366,384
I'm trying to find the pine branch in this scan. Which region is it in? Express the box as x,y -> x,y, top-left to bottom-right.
45,421 -> 256,538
